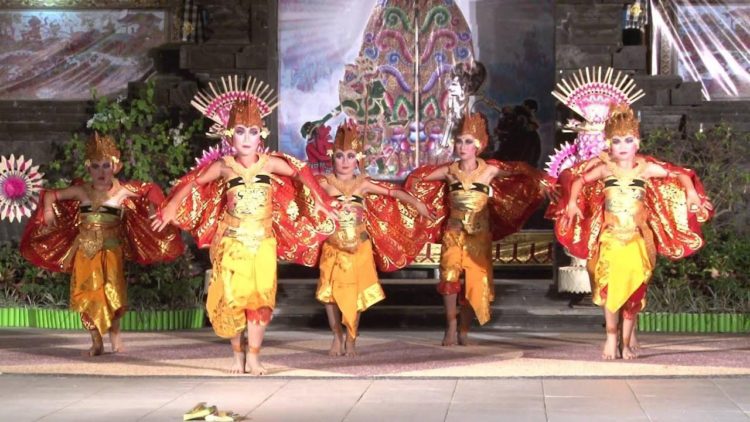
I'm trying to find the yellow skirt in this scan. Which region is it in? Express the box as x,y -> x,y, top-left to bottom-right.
207,235 -> 277,338
70,245 -> 126,336
317,239 -> 385,338
438,229 -> 494,325
588,228 -> 654,314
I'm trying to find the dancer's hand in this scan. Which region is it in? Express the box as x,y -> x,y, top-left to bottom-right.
43,207 -> 57,227
562,201 -> 582,225
314,200 -> 339,221
686,189 -> 709,214
415,201 -> 436,221
541,181 -> 560,202
150,203 -> 176,232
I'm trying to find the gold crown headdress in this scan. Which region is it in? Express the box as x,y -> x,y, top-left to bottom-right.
331,121 -> 365,170
333,121 -> 363,153
227,98 -> 264,130
85,132 -> 121,169
458,112 -> 489,152
604,104 -> 640,141
191,75 -> 279,139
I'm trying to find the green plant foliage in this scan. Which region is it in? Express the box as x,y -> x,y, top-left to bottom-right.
6,82 -> 209,311
46,81 -> 203,188
0,243 -> 206,311
126,250 -> 206,311
641,124 -> 750,313
0,243 -> 69,308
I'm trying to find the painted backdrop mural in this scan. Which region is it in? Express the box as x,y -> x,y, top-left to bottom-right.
0,10 -> 166,100
279,0 -> 555,179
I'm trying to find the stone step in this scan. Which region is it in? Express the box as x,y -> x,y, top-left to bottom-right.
271,304 -> 602,332
277,279 -> 560,307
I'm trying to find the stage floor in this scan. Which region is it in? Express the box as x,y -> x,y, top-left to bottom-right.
1,328 -> 748,378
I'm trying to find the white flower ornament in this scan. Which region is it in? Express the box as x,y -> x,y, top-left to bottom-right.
0,155 -> 44,222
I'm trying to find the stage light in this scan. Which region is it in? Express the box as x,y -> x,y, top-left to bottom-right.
652,0 -> 750,100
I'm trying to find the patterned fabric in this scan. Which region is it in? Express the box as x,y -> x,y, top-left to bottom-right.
317,239 -> 385,338
207,235 -> 277,338
166,153 -> 335,266
437,229 -> 494,325
549,155 -> 713,261
70,245 -> 126,335
405,159 -> 546,243
20,181 -> 184,273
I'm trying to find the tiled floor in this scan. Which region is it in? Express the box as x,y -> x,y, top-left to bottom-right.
0,375 -> 748,421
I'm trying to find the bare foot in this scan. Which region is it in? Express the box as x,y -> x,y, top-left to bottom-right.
245,352 -> 267,376
344,337 -> 358,357
82,331 -> 103,357
622,346 -> 638,360
442,323 -> 457,346
82,344 -> 103,357
629,333 -> 640,351
457,331 -> 474,346
329,332 -> 344,357
109,329 -> 124,353
602,333 -> 618,360
229,351 -> 245,374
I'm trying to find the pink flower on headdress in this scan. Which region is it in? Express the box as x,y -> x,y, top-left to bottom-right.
193,140 -> 234,169
0,155 -> 44,222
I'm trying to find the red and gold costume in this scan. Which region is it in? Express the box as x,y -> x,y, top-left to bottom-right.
20,133 -> 184,335
316,122 -> 430,338
170,76 -> 335,338
405,112 -> 547,324
550,108 -> 713,318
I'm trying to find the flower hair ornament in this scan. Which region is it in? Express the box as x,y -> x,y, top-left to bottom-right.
190,75 -> 279,166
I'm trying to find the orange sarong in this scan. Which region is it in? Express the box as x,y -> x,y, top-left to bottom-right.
317,239 -> 385,338
70,245 -> 126,335
437,229 -> 494,325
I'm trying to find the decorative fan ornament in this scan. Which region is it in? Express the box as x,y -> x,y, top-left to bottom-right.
189,75 -> 279,167
0,155 -> 44,222
191,75 -> 279,140
546,67 -> 645,177
544,142 -> 578,179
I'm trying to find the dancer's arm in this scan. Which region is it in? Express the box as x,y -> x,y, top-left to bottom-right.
643,161 -> 713,213
151,161 -> 223,231
42,185 -> 84,226
563,164 -> 606,224
416,165 -> 449,182
267,156 -> 338,218
363,180 -> 435,220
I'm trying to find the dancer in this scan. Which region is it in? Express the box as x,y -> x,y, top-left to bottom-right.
406,112 -> 553,346
317,121 -> 433,357
554,105 -> 713,359
152,76 -> 337,375
21,132 -> 184,356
